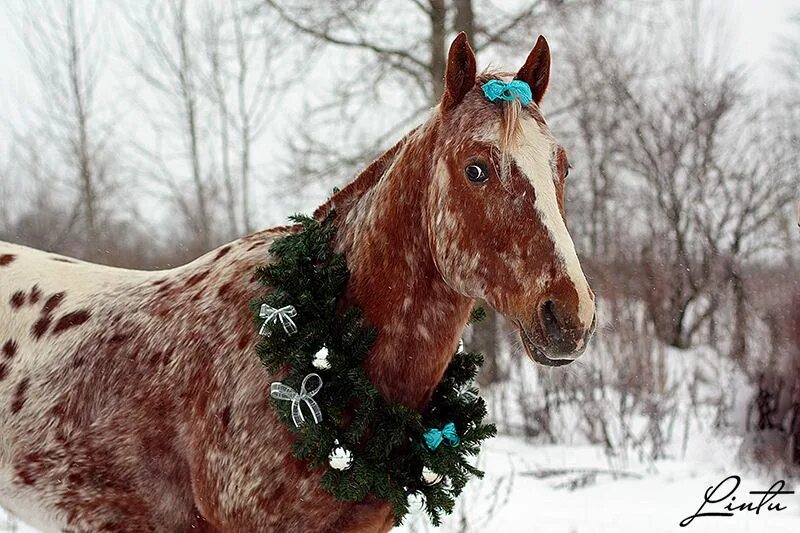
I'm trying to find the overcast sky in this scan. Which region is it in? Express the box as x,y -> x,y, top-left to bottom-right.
0,0 -> 797,230
1,0 -> 797,132
730,0 -> 797,84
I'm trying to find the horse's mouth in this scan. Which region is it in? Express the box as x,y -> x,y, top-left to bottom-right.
517,322 -> 575,367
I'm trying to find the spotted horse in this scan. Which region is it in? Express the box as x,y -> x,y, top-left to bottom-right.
0,34 -> 595,532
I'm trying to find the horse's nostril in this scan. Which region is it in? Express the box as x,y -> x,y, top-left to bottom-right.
540,300 -> 562,342
538,299 -> 591,359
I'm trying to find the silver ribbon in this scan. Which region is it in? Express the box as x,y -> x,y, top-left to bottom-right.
456,382 -> 479,403
259,304 -> 298,336
270,373 -> 323,427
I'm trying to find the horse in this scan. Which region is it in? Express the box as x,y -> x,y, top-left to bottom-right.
0,33 -> 595,532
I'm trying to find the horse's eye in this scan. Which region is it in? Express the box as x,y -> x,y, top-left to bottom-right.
465,163 -> 488,183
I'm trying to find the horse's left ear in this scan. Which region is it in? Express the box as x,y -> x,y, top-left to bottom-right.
515,35 -> 550,105
441,32 -> 477,112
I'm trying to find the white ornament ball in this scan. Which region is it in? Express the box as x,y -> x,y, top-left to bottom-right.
328,440 -> 352,471
313,347 -> 331,370
421,467 -> 443,486
406,491 -> 427,514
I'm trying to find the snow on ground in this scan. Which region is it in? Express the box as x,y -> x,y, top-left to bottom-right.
398,432 -> 800,533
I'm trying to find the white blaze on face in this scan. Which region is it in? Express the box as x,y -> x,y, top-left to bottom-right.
511,115 -> 595,328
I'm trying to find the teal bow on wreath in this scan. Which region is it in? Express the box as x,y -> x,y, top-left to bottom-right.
423,422 -> 460,450
481,79 -> 532,106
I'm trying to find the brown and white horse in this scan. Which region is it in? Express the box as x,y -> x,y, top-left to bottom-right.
0,34 -> 594,532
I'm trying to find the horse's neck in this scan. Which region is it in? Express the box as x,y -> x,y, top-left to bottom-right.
326,124 -> 474,410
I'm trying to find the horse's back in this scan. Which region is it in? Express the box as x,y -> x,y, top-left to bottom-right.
0,240 -> 160,339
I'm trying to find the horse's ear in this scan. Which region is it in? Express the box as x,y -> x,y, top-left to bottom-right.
441,32 -> 476,112
515,35 -> 550,105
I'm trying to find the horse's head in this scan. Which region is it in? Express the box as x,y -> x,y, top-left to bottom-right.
427,33 -> 595,366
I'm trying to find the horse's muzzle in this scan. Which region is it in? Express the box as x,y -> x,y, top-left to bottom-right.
517,306 -> 596,366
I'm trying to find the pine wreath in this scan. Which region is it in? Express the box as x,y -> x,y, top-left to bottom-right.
251,212 -> 496,526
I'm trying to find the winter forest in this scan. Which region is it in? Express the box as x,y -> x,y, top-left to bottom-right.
0,0 -> 799,531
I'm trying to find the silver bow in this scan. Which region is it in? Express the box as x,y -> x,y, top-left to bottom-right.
456,382 -> 479,403
259,304 -> 298,336
270,373 -> 323,427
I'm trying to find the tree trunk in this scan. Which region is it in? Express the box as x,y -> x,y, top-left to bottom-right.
67,0 -> 99,260
176,0 -> 211,251
428,0 -> 446,104
730,268 -> 748,366
453,0 -> 474,38
234,5 -> 253,234
474,309 -> 504,387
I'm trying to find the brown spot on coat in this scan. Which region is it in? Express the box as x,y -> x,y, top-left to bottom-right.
32,316 -> 52,339
15,463 -> 36,486
2,339 -> 17,359
11,378 -> 29,414
109,333 -> 131,344
14,451 -> 59,488
185,270 -> 210,287
220,406 -> 231,432
10,291 -> 25,309
217,281 -> 233,300
49,401 -> 66,419
156,281 -> 173,294
213,246 -> 232,261
29,285 -> 42,304
51,310 -> 92,335
0,363 -> 7,381
0,254 -> 15,266
236,333 -> 250,350
43,292 -> 65,314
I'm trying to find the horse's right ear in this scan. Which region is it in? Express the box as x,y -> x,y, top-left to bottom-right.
515,35 -> 550,105
441,32 -> 476,112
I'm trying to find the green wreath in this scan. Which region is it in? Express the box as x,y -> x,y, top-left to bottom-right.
251,212 -> 496,526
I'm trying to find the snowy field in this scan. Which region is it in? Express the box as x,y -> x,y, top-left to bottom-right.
399,434 -> 800,533
3,431 -> 798,532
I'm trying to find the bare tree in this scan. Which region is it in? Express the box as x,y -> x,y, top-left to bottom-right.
0,144 -> 14,234
203,0 -> 284,237
122,0 -> 286,251
566,1 -> 746,349
549,2 -> 657,259
10,0 -> 119,261
260,0 -> 569,191
124,0 -> 217,252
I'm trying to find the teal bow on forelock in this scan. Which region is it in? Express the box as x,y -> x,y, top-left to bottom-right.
481,79 -> 532,106
423,422 -> 460,450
